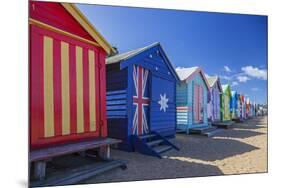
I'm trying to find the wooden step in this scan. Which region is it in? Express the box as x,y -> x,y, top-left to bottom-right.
190,126 -> 212,133
146,139 -> 163,147
138,134 -> 156,140
202,127 -> 217,133
133,131 -> 179,158
189,126 -> 218,136
154,145 -> 172,154
232,118 -> 243,123
212,121 -> 234,129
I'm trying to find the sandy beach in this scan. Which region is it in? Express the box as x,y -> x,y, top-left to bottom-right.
82,116 -> 267,184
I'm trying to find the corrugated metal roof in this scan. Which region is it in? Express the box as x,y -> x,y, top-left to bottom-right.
175,67 -> 199,81
106,42 -> 159,65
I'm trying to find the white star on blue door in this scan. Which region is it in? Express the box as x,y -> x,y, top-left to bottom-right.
158,93 -> 169,112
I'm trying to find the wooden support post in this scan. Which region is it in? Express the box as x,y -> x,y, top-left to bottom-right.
98,145 -> 111,160
34,161 -> 46,180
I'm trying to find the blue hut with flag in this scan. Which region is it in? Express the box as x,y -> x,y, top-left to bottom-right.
105,42 -> 180,158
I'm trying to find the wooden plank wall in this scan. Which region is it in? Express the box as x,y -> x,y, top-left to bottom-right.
105,63 -> 129,142
176,83 -> 188,130
106,63 -> 128,118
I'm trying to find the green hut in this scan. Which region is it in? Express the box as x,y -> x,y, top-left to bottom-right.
221,85 -> 232,121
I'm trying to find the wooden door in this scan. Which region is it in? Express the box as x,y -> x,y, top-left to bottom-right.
150,75 -> 175,133
193,84 -> 203,123
224,95 -> 229,120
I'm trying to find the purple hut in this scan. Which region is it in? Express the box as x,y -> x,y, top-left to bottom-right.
207,76 -> 222,122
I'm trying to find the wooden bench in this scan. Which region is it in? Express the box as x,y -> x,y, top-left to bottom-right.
30,138 -> 122,181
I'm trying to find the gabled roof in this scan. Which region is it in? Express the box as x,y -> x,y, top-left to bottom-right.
106,42 -> 159,64
206,76 -> 222,92
222,84 -> 232,96
176,67 -> 210,90
231,91 -> 240,100
231,91 -> 237,96
206,76 -> 217,87
240,94 -> 245,102
176,67 -> 198,81
106,42 -> 180,81
222,84 -> 229,91
62,3 -> 115,55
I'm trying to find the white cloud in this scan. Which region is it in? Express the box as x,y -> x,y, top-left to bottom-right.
251,87 -> 259,91
231,81 -> 239,87
223,66 -> 232,73
237,75 -> 250,83
241,66 -> 267,80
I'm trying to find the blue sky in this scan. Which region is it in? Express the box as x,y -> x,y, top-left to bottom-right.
77,4 -> 268,104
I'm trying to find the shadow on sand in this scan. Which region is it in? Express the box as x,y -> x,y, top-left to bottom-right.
174,135 -> 259,162
214,129 -> 265,139
82,150 -> 223,184
232,124 -> 267,130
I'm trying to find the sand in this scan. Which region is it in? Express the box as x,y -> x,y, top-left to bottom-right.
82,116 -> 267,184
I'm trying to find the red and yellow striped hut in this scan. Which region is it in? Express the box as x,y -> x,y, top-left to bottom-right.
29,1 -> 115,149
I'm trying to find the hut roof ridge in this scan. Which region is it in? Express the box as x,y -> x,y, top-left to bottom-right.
106,42 -> 160,64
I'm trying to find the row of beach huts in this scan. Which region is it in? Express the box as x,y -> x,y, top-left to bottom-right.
28,1 -> 267,186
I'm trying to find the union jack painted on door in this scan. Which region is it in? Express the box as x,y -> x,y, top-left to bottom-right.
132,65 -> 150,135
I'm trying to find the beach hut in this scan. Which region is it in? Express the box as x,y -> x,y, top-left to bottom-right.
236,93 -> 242,120
206,76 -> 222,122
29,1 -> 125,181
253,103 -> 256,117
246,98 -> 250,118
249,101 -> 253,117
221,85 -> 232,121
176,67 -> 211,134
231,91 -> 240,121
239,94 -> 246,119
249,101 -> 256,117
105,42 -> 180,158
254,102 -> 258,116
